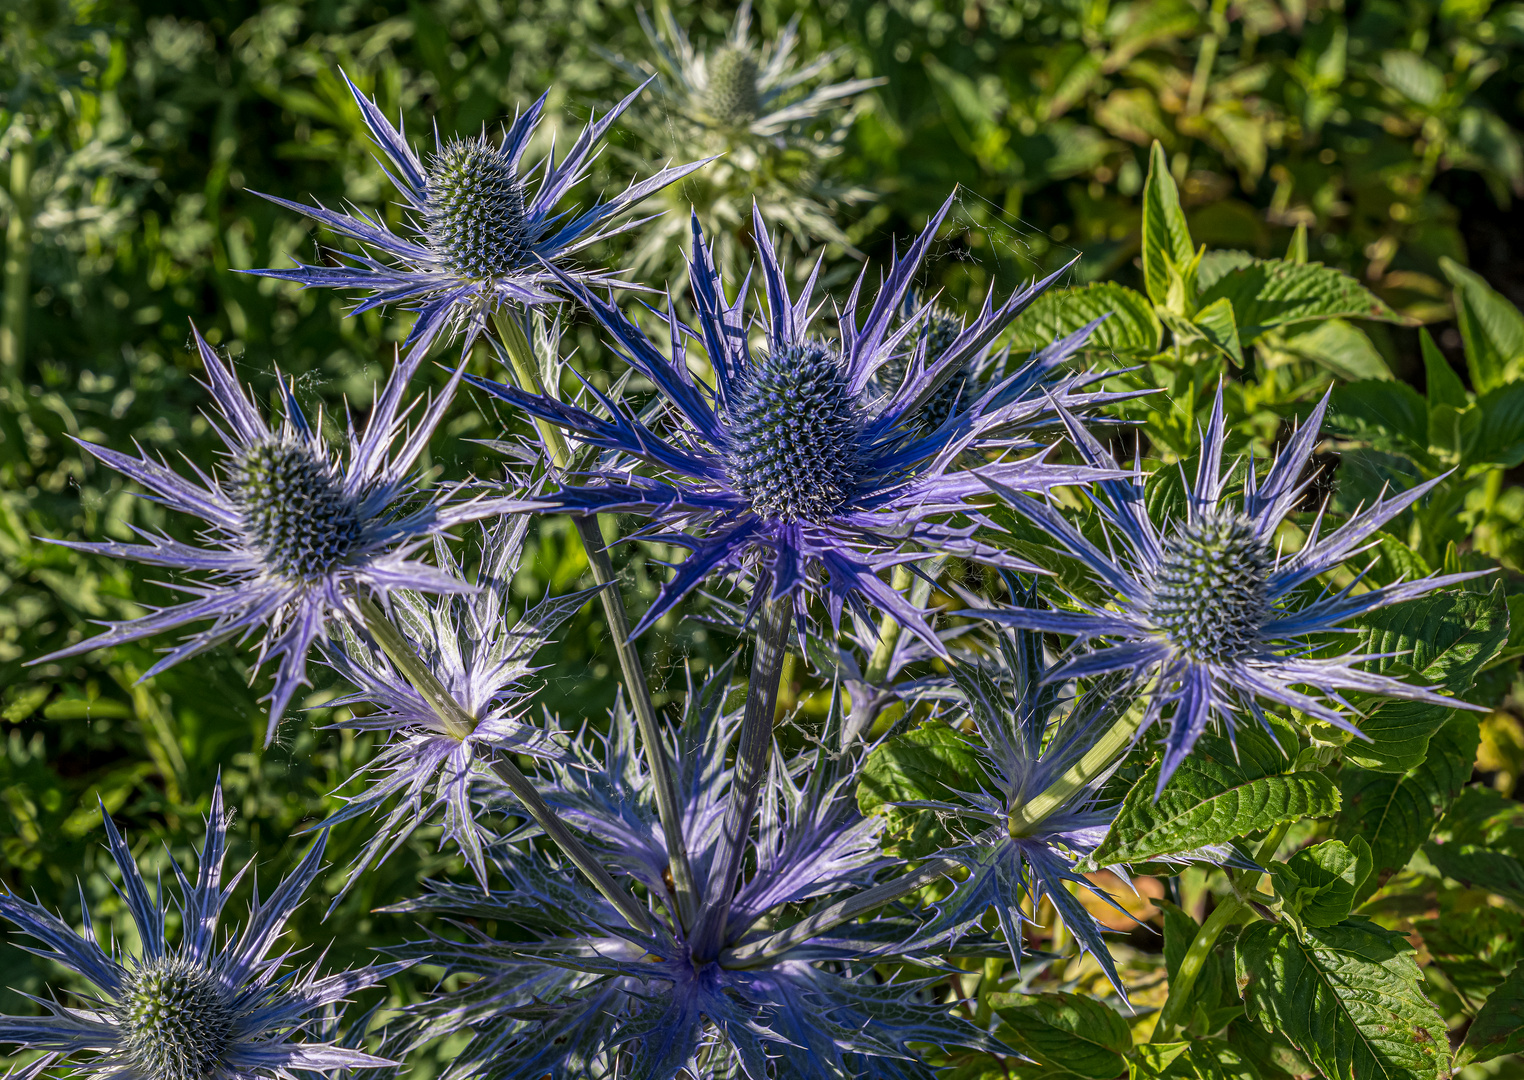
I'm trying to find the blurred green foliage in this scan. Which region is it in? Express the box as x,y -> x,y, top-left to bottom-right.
3,0 -> 1524,1060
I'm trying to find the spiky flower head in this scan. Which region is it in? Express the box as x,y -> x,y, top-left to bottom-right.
386,664 -> 996,1078
317,517 -> 591,892
470,199 -> 1125,650
971,385 -> 1491,790
0,784 -> 406,1080
32,325 -> 485,743
249,70 -> 709,360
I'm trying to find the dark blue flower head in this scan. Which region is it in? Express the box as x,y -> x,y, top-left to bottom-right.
972,385 -> 1492,791
385,663 -> 997,1078
250,71 -> 712,359
471,199 -> 1124,649
32,325 -> 485,743
0,784 -> 407,1080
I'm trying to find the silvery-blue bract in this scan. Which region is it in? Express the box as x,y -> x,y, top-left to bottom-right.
973,386 -> 1489,790
250,72 -> 710,359
33,326 -> 479,743
385,663 -> 996,1079
470,199 -> 1123,649
0,785 -> 405,1080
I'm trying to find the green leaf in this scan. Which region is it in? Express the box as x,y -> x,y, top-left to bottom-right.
1270,838 -> 1372,930
1090,726 -> 1339,867
1142,140 -> 1193,310
1269,319 -> 1393,382
1441,256 -> 1524,393
857,720 -> 984,858
1197,250 -> 1257,291
1192,296 -> 1243,364
1419,328 -> 1469,409
1130,1041 -> 1257,1080
1416,901 -> 1524,1003
1457,961 -> 1524,1065
1468,381 -> 1524,468
1335,711 -> 1481,902
1328,380 -> 1430,461
991,992 -> 1131,1078
1195,260 -> 1400,343
1009,282 -> 1163,358
1235,918 -> 1450,1080
1424,786 -> 1524,905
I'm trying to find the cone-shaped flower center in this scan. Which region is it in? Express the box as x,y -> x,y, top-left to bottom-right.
233,440 -> 362,582
1150,512 -> 1272,662
702,47 -> 763,126
425,139 -> 533,281
118,957 -> 235,1080
725,340 -> 865,522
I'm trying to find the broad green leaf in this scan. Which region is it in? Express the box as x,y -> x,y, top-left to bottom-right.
1381,50 -> 1444,107
1424,786 -> 1524,905
1090,727 -> 1339,866
1419,328 -> 1468,409
1270,837 -> 1371,930
1130,1041 -> 1256,1080
857,720 -> 984,857
1009,282 -> 1163,358
1468,381 -> 1524,468
1441,256 -> 1524,393
1142,141 -> 1193,309
1195,260 -> 1399,342
1235,918 -> 1450,1080
1416,902 -> 1523,1002
991,992 -> 1131,1078
1193,296 -> 1243,364
1271,319 -> 1392,382
1196,249 -> 1257,291
1457,961 -> 1524,1065
1328,380 -> 1430,460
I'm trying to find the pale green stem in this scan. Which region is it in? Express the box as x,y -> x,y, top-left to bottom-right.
2,138 -> 33,370
490,309 -> 698,927
356,596 -> 652,934
1150,821 -> 1289,1042
1008,703 -> 1146,837
693,595 -> 793,958
863,564 -> 914,686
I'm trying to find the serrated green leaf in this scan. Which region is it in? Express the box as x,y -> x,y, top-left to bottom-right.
1419,328 -> 1469,409
1130,1040 -> 1257,1080
1193,296 -> 1243,364
1091,727 -> 1338,866
1009,282 -> 1163,358
1271,318 -> 1393,382
1328,380 -> 1430,461
1441,256 -> 1524,393
1416,902 -> 1523,1003
1457,960 -> 1524,1065
1235,918 -> 1450,1080
991,992 -> 1131,1078
1196,249 -> 1258,291
857,720 -> 984,857
1335,711 -> 1481,902
1271,838 -> 1371,930
1424,787 -> 1524,905
1195,260 -> 1399,343
1469,381 -> 1524,468
1142,141 -> 1193,309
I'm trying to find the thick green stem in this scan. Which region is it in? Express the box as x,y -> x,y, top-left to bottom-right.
1008,703 -> 1145,836
2,138 -> 34,370
491,310 -> 698,927
1150,821 -> 1288,1042
693,595 -> 793,957
863,564 -> 914,686
356,596 -> 652,934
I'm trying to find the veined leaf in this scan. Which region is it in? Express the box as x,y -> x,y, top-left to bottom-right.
1441,256 -> 1524,393
1009,282 -> 1163,358
1457,961 -> 1524,1065
1419,328 -> 1468,409
1193,296 -> 1243,364
990,992 -> 1130,1078
1270,319 -> 1393,382
1424,786 -> 1524,905
1235,918 -> 1450,1080
1090,727 -> 1338,867
1142,141 -> 1194,309
1129,1040 -> 1257,1080
1416,902 -> 1523,1003
1327,380 -> 1430,462
857,720 -> 984,857
1196,260 -> 1399,342
1269,837 -> 1371,930
1469,381 -> 1524,468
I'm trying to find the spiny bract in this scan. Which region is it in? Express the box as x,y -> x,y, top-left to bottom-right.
232,440 -> 363,583
724,339 -> 865,522
424,138 -> 533,281
1150,511 -> 1272,662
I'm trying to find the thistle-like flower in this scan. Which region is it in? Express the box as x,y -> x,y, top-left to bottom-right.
388,664 -> 996,1078
318,517 -> 592,891
470,200 -> 1118,648
0,785 -> 406,1080
250,71 -> 710,359
33,325 -> 478,742
972,387 -> 1489,789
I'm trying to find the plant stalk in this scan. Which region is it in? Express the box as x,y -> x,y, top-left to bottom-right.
862,564 -> 914,686
1008,702 -> 1145,836
490,309 -> 699,927
356,595 -> 652,934
2,137 -> 34,370
693,594 -> 793,957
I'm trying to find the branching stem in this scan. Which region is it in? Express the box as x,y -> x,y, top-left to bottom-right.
1007,702 -> 1145,836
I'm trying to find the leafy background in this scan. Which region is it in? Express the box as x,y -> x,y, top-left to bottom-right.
4,0 -> 1524,1074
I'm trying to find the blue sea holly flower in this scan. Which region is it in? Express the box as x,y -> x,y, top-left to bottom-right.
386,664 -> 997,1079
318,517 -> 594,892
972,386 -> 1490,790
470,200 -> 1119,647
250,72 -> 711,360
0,785 -> 407,1080
33,325 -> 483,743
